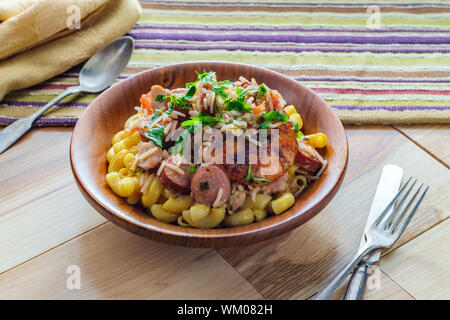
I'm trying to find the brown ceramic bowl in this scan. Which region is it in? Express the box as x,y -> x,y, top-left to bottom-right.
70,61 -> 348,248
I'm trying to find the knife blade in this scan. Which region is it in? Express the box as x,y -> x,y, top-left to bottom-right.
343,164 -> 403,300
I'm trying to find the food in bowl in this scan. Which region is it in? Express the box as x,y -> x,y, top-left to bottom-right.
105,71 -> 328,229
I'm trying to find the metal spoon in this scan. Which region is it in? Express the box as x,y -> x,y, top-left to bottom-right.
0,36 -> 134,154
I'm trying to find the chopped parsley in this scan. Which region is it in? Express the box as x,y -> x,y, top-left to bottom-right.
175,85 -> 196,109
189,166 -> 196,174
145,127 -> 165,148
165,103 -> 174,115
225,100 -> 252,113
225,87 -> 252,113
245,163 -> 271,183
172,134 -> 185,155
191,71 -> 229,98
257,83 -> 268,98
151,109 -> 163,122
212,85 -> 228,98
181,111 -> 223,133
172,111 -> 224,155
259,110 -> 288,129
155,94 -> 167,102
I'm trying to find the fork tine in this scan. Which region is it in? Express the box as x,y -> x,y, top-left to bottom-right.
389,183 -> 423,232
380,178 -> 417,230
374,177 -> 412,226
394,186 -> 429,239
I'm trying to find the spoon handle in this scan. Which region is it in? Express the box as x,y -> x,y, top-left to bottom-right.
0,86 -> 82,154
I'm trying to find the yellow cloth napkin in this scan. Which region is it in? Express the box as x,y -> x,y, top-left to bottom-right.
0,0 -> 141,102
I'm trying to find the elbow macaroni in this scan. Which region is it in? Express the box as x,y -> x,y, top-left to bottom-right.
106,80 -> 324,229
271,192 -> 295,215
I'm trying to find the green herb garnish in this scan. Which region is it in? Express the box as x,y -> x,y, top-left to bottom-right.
175,85 -> 196,109
151,109 -> 163,122
224,87 -> 252,113
212,86 -> 228,98
245,163 -> 271,183
145,127 -> 165,148
155,94 -> 168,102
257,84 -> 268,98
181,111 -> 224,132
172,134 -> 185,155
225,100 -> 252,113
189,166 -> 196,174
193,71 -> 229,98
259,110 -> 288,129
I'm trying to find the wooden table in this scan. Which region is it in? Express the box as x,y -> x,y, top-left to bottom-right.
0,124 -> 448,300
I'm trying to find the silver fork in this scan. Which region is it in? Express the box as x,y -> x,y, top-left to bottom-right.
315,177 -> 429,300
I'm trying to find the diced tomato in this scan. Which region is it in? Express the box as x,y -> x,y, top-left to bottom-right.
252,101 -> 265,117
140,92 -> 154,114
270,91 -> 280,109
204,83 -> 212,90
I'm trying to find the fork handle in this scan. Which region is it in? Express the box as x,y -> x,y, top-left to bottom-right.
343,263 -> 369,300
315,244 -> 377,300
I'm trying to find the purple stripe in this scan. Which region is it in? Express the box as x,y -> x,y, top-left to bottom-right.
132,25 -> 450,34
1,101 -> 89,107
129,32 -> 450,45
295,77 -> 450,83
134,42 -> 450,54
332,105 -> 450,111
0,117 -> 78,126
139,1 -> 450,8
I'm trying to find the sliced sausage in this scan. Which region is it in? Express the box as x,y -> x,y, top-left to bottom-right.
158,155 -> 192,194
295,139 -> 324,175
136,117 -> 152,141
191,164 -> 231,207
137,141 -> 163,171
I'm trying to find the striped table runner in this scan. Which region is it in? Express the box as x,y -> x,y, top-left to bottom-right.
1,0 -> 450,126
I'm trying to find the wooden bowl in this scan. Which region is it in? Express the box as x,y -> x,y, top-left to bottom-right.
70,61 -> 348,247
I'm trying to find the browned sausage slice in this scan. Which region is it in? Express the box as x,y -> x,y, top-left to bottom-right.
136,117 -> 152,141
158,155 -> 192,194
137,141 -> 163,170
294,139 -> 324,174
191,164 -> 231,207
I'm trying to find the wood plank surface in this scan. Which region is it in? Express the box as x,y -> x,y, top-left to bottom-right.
394,124 -> 450,167
380,219 -> 450,300
330,269 -> 414,300
0,223 -> 263,300
0,128 -> 106,274
219,125 -> 449,299
0,128 -> 73,214
0,125 -> 448,299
